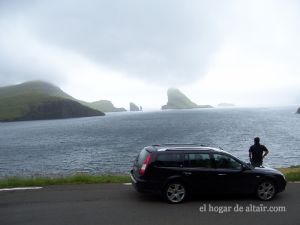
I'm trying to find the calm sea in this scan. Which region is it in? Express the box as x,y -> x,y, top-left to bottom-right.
0,107 -> 299,177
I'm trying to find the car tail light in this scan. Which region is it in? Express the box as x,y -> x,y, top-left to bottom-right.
139,154 -> 151,176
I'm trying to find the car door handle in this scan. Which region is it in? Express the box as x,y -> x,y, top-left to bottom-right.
183,172 -> 192,176
217,173 -> 227,176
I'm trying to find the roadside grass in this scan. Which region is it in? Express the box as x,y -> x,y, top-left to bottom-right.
0,166 -> 299,188
0,174 -> 130,188
277,166 -> 300,182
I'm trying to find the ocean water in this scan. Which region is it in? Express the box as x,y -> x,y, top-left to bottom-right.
0,107 -> 299,177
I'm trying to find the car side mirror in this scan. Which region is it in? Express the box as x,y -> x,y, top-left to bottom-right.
241,164 -> 249,171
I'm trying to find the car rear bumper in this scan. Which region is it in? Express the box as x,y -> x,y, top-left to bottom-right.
130,171 -> 161,194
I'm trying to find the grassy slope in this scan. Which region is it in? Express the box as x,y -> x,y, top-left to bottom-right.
0,81 -> 73,100
0,81 -> 106,121
0,81 -> 125,117
0,93 -> 51,120
0,166 -> 299,188
0,94 -> 104,121
0,81 -> 72,121
89,100 -> 126,112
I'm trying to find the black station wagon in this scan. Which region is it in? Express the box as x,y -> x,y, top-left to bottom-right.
130,144 -> 286,203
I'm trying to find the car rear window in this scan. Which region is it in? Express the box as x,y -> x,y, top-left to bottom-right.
137,149 -> 149,166
156,153 -> 182,167
184,153 -> 212,168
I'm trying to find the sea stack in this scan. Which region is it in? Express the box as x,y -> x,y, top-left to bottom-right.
130,102 -> 140,111
161,88 -> 212,110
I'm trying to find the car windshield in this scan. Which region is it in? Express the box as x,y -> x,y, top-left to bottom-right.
227,153 -> 254,169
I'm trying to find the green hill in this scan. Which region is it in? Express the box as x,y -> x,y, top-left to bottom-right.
161,88 -> 212,110
89,100 -> 126,112
0,81 -> 104,122
0,81 -> 73,100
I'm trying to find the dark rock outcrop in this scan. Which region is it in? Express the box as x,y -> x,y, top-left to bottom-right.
19,98 -> 104,121
297,107 -> 300,114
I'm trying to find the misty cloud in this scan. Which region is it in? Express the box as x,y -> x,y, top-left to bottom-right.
0,0 -> 299,107
0,0 -> 233,86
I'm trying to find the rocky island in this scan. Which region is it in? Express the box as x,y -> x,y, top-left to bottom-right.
0,81 -> 105,122
297,107 -> 300,114
218,102 -> 235,107
161,88 -> 212,110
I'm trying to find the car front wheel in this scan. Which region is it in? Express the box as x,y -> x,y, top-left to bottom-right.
256,180 -> 276,200
165,182 -> 186,204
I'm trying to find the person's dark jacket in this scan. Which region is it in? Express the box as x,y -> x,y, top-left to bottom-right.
249,144 -> 268,164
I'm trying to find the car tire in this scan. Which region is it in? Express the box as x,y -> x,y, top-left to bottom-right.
164,182 -> 186,204
256,180 -> 276,201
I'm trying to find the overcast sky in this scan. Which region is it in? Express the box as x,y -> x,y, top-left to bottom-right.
0,0 -> 299,109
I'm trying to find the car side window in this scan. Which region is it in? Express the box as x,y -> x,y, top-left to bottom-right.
156,153 -> 182,167
184,153 -> 212,168
213,154 -> 242,170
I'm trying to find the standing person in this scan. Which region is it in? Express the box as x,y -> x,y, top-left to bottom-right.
249,137 -> 269,167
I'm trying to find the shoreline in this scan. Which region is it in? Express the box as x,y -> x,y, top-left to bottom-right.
0,174 -> 130,188
0,166 -> 299,188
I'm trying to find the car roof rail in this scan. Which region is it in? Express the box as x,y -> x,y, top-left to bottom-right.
163,143 -> 198,146
152,143 -> 209,147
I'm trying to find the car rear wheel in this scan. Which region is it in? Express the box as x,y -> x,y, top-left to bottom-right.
165,182 -> 186,204
256,180 -> 276,200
